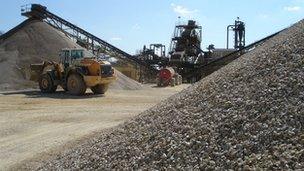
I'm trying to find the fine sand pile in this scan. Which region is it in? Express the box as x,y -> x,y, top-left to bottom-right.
37,19 -> 304,170
112,69 -> 143,90
0,19 -> 142,91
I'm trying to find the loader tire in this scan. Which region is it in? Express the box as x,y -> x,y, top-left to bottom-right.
39,74 -> 57,93
67,74 -> 86,95
91,84 -> 108,94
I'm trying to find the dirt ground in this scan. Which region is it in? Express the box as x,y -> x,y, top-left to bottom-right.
0,84 -> 188,170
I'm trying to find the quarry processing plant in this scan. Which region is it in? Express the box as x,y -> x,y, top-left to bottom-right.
6,3 -> 288,86
19,4 -> 249,85
137,16 -> 289,84
139,18 -> 246,83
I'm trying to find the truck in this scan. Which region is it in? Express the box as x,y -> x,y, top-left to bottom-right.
30,48 -> 116,95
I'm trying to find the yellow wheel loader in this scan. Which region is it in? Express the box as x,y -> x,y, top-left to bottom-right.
30,48 -> 116,95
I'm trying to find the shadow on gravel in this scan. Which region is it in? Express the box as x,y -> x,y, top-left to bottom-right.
1,90 -> 105,99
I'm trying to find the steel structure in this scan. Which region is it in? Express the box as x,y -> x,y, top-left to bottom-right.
140,44 -> 168,64
169,20 -> 203,64
149,44 -> 166,58
227,18 -> 246,49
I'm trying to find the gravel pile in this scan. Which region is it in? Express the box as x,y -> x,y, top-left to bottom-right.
33,20 -> 304,170
35,19 -> 304,170
0,19 -> 78,90
0,19 -> 142,91
110,69 -> 142,90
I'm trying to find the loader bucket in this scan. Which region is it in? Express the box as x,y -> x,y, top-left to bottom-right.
29,63 -> 44,81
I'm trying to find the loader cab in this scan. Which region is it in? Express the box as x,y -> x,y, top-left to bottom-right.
59,48 -> 85,67
70,49 -> 84,60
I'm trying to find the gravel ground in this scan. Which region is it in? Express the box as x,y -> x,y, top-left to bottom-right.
36,20 -> 304,170
0,85 -> 187,170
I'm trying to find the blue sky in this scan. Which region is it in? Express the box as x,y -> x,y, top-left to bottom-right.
0,0 -> 303,54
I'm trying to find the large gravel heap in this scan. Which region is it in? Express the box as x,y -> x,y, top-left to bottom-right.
0,19 -> 78,90
28,19 -> 304,169
0,19 -> 142,91
36,19 -> 304,170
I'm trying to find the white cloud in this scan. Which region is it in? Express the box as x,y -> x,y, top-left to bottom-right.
171,3 -> 199,17
258,14 -> 269,19
132,24 -> 141,30
284,6 -> 301,12
294,0 -> 304,3
110,37 -> 122,41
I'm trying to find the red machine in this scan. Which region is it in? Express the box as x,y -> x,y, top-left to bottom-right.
157,67 -> 182,87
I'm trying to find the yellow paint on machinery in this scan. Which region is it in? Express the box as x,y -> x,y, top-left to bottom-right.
30,61 -> 64,82
83,76 -> 116,87
80,58 -> 100,76
80,59 -> 116,87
